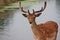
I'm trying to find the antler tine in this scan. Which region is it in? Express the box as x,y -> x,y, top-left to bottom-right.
28,10 -> 30,14
21,7 -> 28,13
18,1 -> 21,9
33,9 -> 35,14
18,1 -> 27,13
43,0 -> 47,11
34,0 -> 47,13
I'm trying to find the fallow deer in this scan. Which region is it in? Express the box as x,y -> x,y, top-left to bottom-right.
19,1 -> 58,40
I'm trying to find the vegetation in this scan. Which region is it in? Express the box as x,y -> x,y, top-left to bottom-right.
0,0 -> 38,13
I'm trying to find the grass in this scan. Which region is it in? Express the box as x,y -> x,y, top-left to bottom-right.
0,1 -> 38,13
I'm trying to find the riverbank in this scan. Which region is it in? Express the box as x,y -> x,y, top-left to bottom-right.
0,0 -> 39,13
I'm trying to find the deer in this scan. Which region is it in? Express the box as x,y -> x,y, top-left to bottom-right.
18,0 -> 58,40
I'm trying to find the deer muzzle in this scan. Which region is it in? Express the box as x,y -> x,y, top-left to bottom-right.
29,22 -> 32,24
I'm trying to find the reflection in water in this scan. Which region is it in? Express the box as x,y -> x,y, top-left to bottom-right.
0,10 -> 14,28
0,10 -> 14,40
0,0 -> 60,40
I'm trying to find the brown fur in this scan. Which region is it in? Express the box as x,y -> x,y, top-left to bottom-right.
31,21 -> 58,40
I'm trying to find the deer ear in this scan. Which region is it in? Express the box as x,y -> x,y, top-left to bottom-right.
35,13 -> 42,17
22,14 -> 27,17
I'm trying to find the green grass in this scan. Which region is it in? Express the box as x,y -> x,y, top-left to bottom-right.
0,1 -> 38,13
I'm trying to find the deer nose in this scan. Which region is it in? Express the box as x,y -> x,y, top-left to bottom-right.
29,22 -> 32,24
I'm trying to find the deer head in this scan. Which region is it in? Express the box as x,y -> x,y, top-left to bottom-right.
19,1 -> 47,24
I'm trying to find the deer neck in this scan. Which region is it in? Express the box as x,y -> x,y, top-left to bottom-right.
31,19 -> 37,27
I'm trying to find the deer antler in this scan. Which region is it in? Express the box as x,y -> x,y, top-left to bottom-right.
18,1 -> 27,13
19,0 -> 47,14
34,0 -> 47,13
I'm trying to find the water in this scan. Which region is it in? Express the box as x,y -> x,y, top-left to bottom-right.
0,0 -> 60,40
